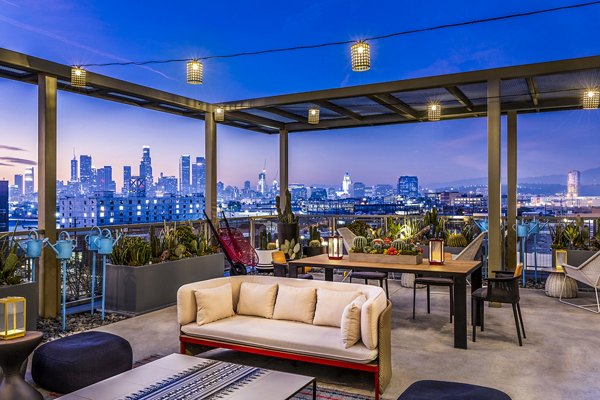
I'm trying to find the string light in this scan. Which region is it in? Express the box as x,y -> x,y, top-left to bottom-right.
583,90 -> 599,109
351,41 -> 371,72
428,103 -> 441,121
71,66 -> 86,87
214,107 -> 225,121
186,59 -> 203,84
308,107 -> 320,124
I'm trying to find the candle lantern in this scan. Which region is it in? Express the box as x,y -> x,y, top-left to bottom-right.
328,236 -> 343,260
555,249 -> 568,272
429,239 -> 445,265
0,297 -> 26,340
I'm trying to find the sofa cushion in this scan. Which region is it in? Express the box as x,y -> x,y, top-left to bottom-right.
272,285 -> 317,324
313,288 -> 362,327
341,295 -> 367,348
181,315 -> 378,364
237,282 -> 278,319
194,283 -> 234,325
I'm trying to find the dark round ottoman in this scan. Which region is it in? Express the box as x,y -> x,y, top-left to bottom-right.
32,331 -> 132,394
398,380 -> 512,400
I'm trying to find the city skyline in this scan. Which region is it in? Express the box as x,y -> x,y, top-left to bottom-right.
1,1 -> 600,188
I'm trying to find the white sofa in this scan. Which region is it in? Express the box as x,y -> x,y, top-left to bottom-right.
177,275 -> 392,398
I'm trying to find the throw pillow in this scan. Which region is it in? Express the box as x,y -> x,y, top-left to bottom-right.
236,282 -> 278,318
341,295 -> 367,348
194,283 -> 235,326
272,285 -> 317,324
313,288 -> 362,327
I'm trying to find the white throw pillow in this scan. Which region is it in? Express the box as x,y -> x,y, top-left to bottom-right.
341,295 -> 367,348
313,288 -> 362,327
272,285 -> 317,324
194,283 -> 235,326
236,282 -> 278,319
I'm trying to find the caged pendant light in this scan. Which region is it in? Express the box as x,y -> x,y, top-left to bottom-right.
308,107 -> 320,124
428,103 -> 441,121
71,66 -> 87,87
186,59 -> 203,84
583,90 -> 599,109
351,41 -> 370,72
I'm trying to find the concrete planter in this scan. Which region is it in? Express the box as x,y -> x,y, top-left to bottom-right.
0,281 -> 38,331
349,252 -> 423,265
255,250 -> 273,266
106,253 -> 224,315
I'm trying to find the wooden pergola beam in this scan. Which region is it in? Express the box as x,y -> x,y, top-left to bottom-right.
446,86 -> 475,112
367,94 -> 419,120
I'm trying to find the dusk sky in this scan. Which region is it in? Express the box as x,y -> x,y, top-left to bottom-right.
1,0 -> 600,190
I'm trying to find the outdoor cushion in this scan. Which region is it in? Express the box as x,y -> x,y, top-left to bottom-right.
341,295 -> 367,348
237,282 -> 278,318
397,380 -> 512,400
313,288 -> 362,327
272,285 -> 317,324
194,283 -> 234,325
32,331 -> 132,394
351,271 -> 388,280
181,315 -> 378,364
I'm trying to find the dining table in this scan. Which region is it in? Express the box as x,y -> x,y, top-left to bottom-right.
288,254 -> 483,349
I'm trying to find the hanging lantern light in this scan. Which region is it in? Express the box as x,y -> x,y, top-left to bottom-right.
351,41 -> 370,72
428,103 -> 441,121
428,239 -> 445,265
0,296 -> 26,340
328,236 -> 343,260
186,59 -> 203,84
214,107 -> 225,122
308,107 -> 320,124
583,90 -> 599,109
71,66 -> 86,87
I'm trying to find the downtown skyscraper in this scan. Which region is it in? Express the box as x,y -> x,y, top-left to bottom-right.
24,167 -> 34,195
191,156 -> 206,194
70,154 -> 78,182
80,155 -> 92,193
139,146 -> 154,195
179,155 -> 191,195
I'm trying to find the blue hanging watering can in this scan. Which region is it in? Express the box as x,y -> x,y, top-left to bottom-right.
93,229 -> 121,255
48,231 -> 76,260
528,221 -> 540,235
85,226 -> 102,252
18,231 -> 48,259
514,223 -> 529,238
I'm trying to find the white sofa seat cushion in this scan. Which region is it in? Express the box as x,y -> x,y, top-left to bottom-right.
193,283 -> 234,325
237,282 -> 278,319
272,285 -> 317,324
313,288 -> 361,327
181,315 -> 378,364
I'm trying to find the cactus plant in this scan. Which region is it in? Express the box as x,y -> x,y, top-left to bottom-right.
275,189 -> 298,224
281,238 -> 301,260
259,230 -> 268,249
309,226 -> 321,242
309,240 -> 322,248
373,243 -> 383,252
266,242 -> 278,250
0,228 -> 23,284
446,233 -> 468,247
353,236 -> 368,251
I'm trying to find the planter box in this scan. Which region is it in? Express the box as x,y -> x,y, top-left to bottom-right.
0,281 -> 38,331
349,252 -> 423,265
106,253 -> 224,316
303,246 -> 325,258
255,249 -> 273,266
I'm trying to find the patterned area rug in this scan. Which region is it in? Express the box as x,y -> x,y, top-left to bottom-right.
40,354 -> 373,400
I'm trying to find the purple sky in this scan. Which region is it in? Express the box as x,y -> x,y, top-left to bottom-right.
1,0 -> 600,190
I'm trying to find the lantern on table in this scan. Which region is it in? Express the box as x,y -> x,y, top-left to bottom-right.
429,239 -> 445,265
0,297 -> 26,340
328,236 -> 343,260
555,250 -> 567,272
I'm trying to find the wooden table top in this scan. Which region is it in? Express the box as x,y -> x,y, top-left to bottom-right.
289,254 -> 482,276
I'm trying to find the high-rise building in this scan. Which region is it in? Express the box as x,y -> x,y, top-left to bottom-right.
0,180 -> 8,232
139,146 -> 153,194
70,155 -> 78,182
24,167 -> 34,195
80,155 -> 92,193
258,169 -> 266,195
14,174 -> 23,196
129,176 -> 146,197
352,182 -> 366,198
567,170 -> 580,197
243,181 -> 251,192
191,156 -> 206,194
157,174 -> 178,195
179,155 -> 191,195
96,166 -> 114,192
398,176 -> 419,198
123,166 -> 131,195
342,172 -> 352,195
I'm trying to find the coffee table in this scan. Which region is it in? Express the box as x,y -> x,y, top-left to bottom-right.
57,353 -> 316,400
0,331 -> 43,400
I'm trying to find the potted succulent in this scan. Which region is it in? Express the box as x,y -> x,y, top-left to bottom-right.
276,189 -> 299,245
105,222 -> 224,315
550,217 -> 597,270
303,226 -> 325,258
255,230 -> 276,266
349,235 -> 423,265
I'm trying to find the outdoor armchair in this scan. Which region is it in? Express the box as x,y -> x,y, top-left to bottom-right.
561,250 -> 600,313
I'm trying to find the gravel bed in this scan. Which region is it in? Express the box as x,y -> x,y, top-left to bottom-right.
37,311 -> 130,342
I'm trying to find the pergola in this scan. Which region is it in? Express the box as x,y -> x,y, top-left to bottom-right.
1,47 -> 599,316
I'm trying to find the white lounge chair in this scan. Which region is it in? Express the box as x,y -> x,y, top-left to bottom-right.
561,251 -> 600,313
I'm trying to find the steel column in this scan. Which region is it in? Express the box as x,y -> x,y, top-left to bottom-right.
507,111 -> 518,271
487,79 -> 502,275
38,74 -> 59,318
279,128 -> 289,208
205,111 -> 217,221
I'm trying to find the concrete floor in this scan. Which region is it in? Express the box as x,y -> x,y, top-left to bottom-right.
91,278 -> 600,400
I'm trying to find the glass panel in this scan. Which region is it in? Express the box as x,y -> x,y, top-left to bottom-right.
0,304 -> 5,334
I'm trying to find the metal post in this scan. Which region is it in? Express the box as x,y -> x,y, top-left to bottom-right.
487,79 -> 502,276
279,128 -> 289,208
38,74 -> 59,318
507,111 -> 518,271
91,255 -> 96,315
205,111 -> 217,222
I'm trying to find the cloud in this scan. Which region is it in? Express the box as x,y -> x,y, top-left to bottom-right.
0,162 -> 13,166
0,145 -> 26,151
0,157 -> 36,166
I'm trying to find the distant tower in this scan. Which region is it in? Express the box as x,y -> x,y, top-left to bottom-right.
13,174 -> 23,196
397,176 -> 419,198
567,170 -> 580,197
79,155 -> 92,193
70,151 -> 78,182
24,167 -> 34,195
179,155 -> 191,195
139,146 -> 153,194
258,169 -> 266,195
191,156 -> 206,194
123,166 -> 131,195
342,172 -> 352,195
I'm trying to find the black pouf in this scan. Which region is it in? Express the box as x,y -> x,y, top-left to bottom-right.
32,331 -> 132,394
398,380 -> 512,400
